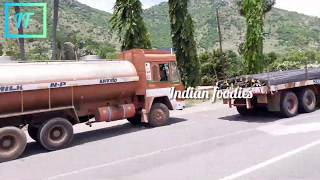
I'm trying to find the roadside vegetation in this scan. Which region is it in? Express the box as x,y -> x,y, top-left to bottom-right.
0,0 -> 319,87
199,50 -> 320,86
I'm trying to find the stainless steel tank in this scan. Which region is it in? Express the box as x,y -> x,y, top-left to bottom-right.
0,61 -> 139,116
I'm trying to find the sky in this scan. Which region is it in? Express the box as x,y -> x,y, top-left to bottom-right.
77,0 -> 320,18
77,0 -> 165,13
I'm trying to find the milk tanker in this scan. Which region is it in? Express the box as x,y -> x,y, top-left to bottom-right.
0,49 -> 184,162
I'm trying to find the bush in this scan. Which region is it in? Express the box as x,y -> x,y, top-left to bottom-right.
199,49 -> 243,86
269,61 -> 301,71
199,50 -> 320,86
266,51 -> 320,71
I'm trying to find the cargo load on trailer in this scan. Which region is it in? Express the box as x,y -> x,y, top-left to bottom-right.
217,68 -> 320,89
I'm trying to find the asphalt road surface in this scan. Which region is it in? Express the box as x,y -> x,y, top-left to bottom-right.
1,102 -> 320,180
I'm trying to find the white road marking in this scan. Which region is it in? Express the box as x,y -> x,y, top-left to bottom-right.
45,128 -> 255,180
42,107 -> 320,180
220,139 -> 320,180
258,122 -> 320,136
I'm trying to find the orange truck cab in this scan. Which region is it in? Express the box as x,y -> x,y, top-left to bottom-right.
119,49 -> 185,122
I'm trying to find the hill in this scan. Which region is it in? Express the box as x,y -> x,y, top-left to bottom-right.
144,0 -> 320,53
1,0 -> 320,58
0,0 -> 118,58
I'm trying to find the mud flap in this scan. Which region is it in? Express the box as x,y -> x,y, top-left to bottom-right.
141,109 -> 148,123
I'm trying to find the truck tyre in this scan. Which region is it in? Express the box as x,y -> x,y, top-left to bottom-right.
0,127 -> 27,163
234,99 -> 253,116
27,125 -> 39,142
38,118 -> 74,151
298,88 -> 317,113
280,91 -> 299,118
236,106 -> 254,116
148,103 -> 169,127
127,114 -> 142,126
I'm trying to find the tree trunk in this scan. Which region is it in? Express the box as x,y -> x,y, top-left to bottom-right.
51,0 -> 59,60
13,0 -> 26,61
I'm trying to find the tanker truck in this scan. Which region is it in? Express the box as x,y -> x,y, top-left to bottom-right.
0,49 -> 184,162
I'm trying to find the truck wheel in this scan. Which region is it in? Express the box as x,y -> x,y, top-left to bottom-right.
281,91 -> 299,118
234,99 -> 253,116
148,103 -> 169,127
127,114 -> 142,126
0,127 -> 27,163
298,88 -> 317,113
27,125 -> 39,142
236,106 -> 254,116
38,118 -> 74,151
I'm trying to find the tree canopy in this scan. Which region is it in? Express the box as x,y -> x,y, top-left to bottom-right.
238,0 -> 275,74
168,0 -> 200,87
110,0 -> 152,51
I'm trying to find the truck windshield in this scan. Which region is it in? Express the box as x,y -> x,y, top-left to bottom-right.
159,64 -> 169,81
149,62 -> 181,82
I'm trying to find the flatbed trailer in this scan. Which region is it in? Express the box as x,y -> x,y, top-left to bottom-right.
218,68 -> 320,117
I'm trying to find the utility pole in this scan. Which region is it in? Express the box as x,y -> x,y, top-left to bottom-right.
214,0 -> 225,79
216,7 -> 223,53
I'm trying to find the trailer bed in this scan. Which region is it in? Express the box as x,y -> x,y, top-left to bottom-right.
217,68 -> 320,89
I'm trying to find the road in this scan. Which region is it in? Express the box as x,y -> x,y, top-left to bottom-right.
1,102 -> 320,180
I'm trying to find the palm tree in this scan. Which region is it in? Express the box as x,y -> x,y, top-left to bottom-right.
110,0 -> 151,51
51,0 -> 59,60
13,0 -> 26,60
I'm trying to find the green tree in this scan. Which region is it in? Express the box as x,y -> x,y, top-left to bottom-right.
267,51 -> 314,71
98,44 -> 117,59
199,50 -> 242,85
238,0 -> 275,74
28,43 -> 49,61
0,43 -> 3,56
168,0 -> 200,87
51,0 -> 60,60
110,0 -> 152,51
13,0 -> 26,60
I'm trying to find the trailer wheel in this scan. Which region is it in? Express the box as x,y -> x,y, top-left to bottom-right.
298,88 -> 317,113
127,114 -> 142,126
281,91 -> 299,118
38,118 -> 74,151
0,127 -> 27,163
234,99 -> 253,116
148,103 -> 169,127
27,125 -> 39,142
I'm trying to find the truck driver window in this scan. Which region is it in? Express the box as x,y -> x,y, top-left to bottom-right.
152,65 -> 160,81
159,64 -> 169,82
171,62 -> 181,82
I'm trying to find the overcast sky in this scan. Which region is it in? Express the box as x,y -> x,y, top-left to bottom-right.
77,0 -> 320,17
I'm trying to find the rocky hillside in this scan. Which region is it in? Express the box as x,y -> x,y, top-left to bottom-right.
144,0 -> 320,53
1,0 -> 320,57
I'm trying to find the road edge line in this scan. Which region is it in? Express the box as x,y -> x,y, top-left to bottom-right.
220,139 -> 320,180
